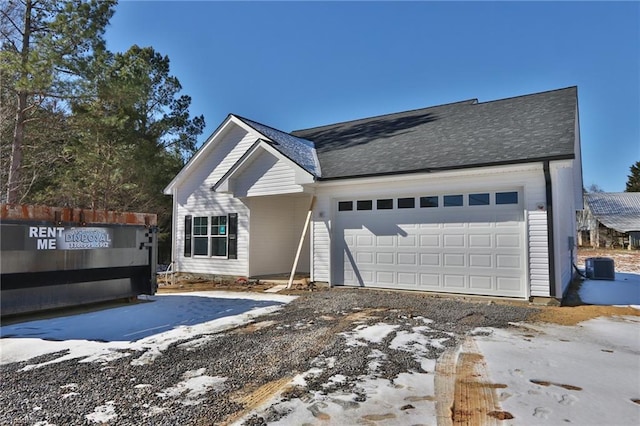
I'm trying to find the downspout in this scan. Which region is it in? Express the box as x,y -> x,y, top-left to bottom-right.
543,161 -> 556,298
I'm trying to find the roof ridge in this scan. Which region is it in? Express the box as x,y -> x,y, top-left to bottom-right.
476,86 -> 577,106
233,114 -> 289,136
291,98 -> 478,134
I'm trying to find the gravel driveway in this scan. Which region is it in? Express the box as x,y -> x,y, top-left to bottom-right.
0,289 -> 536,425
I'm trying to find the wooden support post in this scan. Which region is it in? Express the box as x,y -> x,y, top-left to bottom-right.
288,196 -> 316,289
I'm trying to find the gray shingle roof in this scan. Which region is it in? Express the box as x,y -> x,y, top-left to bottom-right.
291,87 -> 578,179
585,192 -> 640,233
235,116 -> 321,176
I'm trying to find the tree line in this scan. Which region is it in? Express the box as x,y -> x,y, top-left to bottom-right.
1,0 -> 204,254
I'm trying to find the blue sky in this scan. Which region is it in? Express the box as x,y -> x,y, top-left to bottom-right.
105,1 -> 639,192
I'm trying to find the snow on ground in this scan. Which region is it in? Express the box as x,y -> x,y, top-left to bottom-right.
238,322 -> 448,425
475,315 -> 640,425
0,291 -> 295,368
238,315 -> 639,426
579,272 -> 640,307
2,275 -> 639,424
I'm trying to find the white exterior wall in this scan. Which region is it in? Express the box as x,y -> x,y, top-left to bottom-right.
248,195 -> 312,276
233,149 -> 307,197
173,125 -> 260,276
552,160 -> 579,297
311,164 -> 551,298
528,210 -> 550,297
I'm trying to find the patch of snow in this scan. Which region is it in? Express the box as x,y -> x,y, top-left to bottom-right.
323,374 -> 347,388
0,292 -> 295,368
341,323 -> 400,346
240,373 -> 436,426
156,368 -> 227,406
85,401 -> 117,424
579,272 -> 640,307
61,392 -> 79,400
475,315 -> 640,425
177,335 -> 217,351
134,384 -> 153,389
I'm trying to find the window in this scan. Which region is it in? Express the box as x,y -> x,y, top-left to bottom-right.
444,195 -> 463,207
338,201 -> 353,211
420,196 -> 438,208
377,199 -> 393,210
469,193 -> 490,206
398,197 -> 415,209
496,191 -> 518,205
357,200 -> 373,210
186,214 -> 237,258
210,216 -> 227,256
193,217 -> 209,255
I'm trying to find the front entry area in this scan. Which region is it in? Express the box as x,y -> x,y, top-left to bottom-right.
247,194 -> 312,277
332,191 -> 526,298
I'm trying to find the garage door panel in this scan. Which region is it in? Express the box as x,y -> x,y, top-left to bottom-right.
469,275 -> 493,290
468,221 -> 492,228
377,235 -> 395,246
496,254 -> 521,268
377,252 -> 395,264
469,234 -> 492,248
356,251 -> 375,264
444,274 -> 465,288
444,234 -> 465,247
376,271 -> 394,284
420,253 -> 441,266
420,273 -> 440,287
420,223 -> 441,229
497,277 -> 521,292
398,272 -> 417,285
420,234 -> 440,247
357,235 -> 374,247
397,252 -> 418,265
360,270 -> 374,284
444,253 -> 465,267
398,235 -> 417,247
469,254 -> 492,267
443,222 -> 465,228
496,234 -> 520,248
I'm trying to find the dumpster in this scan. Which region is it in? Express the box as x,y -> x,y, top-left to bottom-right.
1,204 -> 158,316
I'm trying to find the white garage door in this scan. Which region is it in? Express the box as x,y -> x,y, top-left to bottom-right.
333,192 -> 526,298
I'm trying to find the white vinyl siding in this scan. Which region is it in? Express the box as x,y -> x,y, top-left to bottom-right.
173,124 -> 258,276
528,210 -> 550,296
175,192 -> 249,276
311,196 -> 332,283
233,149 -> 305,197
552,161 -> 579,297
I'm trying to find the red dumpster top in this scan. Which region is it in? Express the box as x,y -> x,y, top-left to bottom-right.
0,204 -> 157,226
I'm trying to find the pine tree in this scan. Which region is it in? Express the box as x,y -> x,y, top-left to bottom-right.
1,0 -> 115,203
626,161 -> 640,192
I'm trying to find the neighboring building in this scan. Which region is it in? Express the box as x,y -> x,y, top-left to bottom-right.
164,87 -> 583,300
578,192 -> 640,249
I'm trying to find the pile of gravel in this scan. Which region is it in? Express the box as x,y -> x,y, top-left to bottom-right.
0,289 -> 537,425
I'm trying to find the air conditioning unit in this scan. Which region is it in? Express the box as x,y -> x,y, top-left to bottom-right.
585,257 -> 615,280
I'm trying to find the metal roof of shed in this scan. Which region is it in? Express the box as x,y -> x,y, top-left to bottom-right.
585,192 -> 640,233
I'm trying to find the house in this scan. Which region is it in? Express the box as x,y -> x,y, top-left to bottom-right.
163,86 -> 583,300
578,192 -> 640,249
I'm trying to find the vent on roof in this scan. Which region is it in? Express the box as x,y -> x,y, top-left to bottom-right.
585,257 -> 615,280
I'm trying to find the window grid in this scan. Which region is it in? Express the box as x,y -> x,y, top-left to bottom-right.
193,215 -> 228,257
338,191 -> 519,211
